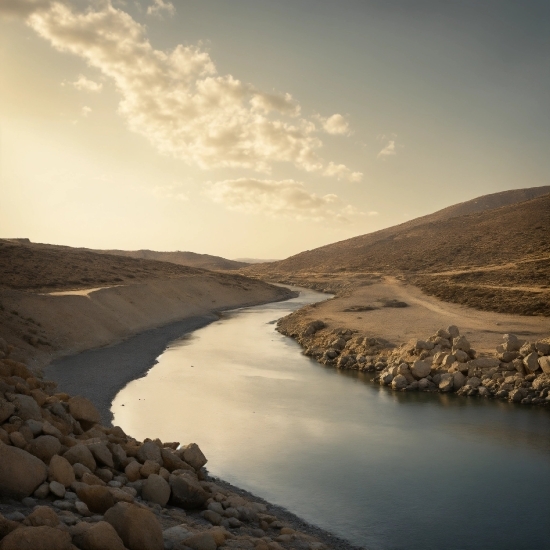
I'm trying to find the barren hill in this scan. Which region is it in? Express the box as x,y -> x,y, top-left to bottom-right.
243,188 -> 550,316
94,249 -> 249,271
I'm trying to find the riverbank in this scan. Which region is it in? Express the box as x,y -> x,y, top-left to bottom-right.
0,340 -> 357,550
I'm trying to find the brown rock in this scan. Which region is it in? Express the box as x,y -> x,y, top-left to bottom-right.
104,502 -> 163,550
27,435 -> 61,464
0,526 -> 72,550
68,396 -> 101,428
73,462 -> 92,478
72,520 -> 126,550
12,394 -> 42,422
160,448 -> 190,472
76,485 -> 116,514
48,454 -> 75,487
82,472 -> 107,486
181,443 -> 207,470
109,487 -> 135,503
0,399 -> 15,423
0,442 -> 47,499
140,459 -> 160,478
142,474 -> 170,506
8,431 -> 28,449
0,513 -> 20,539
87,442 -> 114,468
23,506 -> 59,527
136,441 -> 162,466
63,444 -> 97,471
125,460 -> 141,482
169,472 -> 209,509
184,532 -> 217,550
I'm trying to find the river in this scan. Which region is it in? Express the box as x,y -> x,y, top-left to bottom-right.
112,287 -> 550,550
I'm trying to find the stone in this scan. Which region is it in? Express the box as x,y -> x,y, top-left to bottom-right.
453,336 -> 470,352
0,442 -> 48,499
0,525 -> 72,550
24,506 -> 59,527
73,462 -> 92,479
9,430 -> 27,448
414,340 -> 434,351
447,325 -> 460,339
142,473 -> 170,506
502,334 -> 522,352
380,371 -> 393,385
76,485 -> 116,514
181,443 -> 208,471
104,502 -> 163,550
87,442 -> 114,468
453,372 -> 466,390
537,356 -> 550,375
535,341 -> 550,355
160,448 -> 190,472
49,480 -> 66,497
202,510 -> 222,525
391,374 -> 408,390
0,399 -> 15,424
26,434 -> 60,464
523,352 -> 540,373
439,374 -> 454,392
72,520 -> 126,550
136,441 -> 162,466
33,483 -> 50,499
96,468 -> 113,483
169,472 -> 209,509
64,444 -> 97,471
140,459 -> 160,478
67,396 -> 101,427
75,500 -> 92,516
82,472 -> 107,486
162,525 -> 192,547
108,443 -> 127,469
184,532 -> 217,550
109,487 -> 135,504
454,350 -> 469,363
509,388 -> 525,403
125,460 -> 141,482
467,377 -> 482,389
13,394 -> 42,422
0,514 -> 19,539
411,360 -> 431,379
48,454 -> 75,487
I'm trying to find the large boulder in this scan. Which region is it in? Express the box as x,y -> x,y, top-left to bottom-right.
391,374 -> 408,390
0,442 -> 47,499
23,506 -> 59,527
76,485 -> 116,514
48,454 -> 75,487
104,502 -> 163,550
72,521 -> 126,550
439,373 -> 454,392
538,357 -> 550,375
64,444 -> 97,471
136,441 -> 162,466
27,435 -> 61,464
0,526 -> 72,550
411,360 -> 431,379
169,472 -> 209,509
453,336 -> 470,352
142,474 -> 170,507
68,396 -> 101,427
523,352 -> 540,373
453,372 -> 466,390
87,442 -> 114,468
180,443 -> 208,470
160,448 -> 191,472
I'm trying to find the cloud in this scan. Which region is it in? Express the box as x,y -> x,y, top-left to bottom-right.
323,162 -> 363,182
16,0 -> 359,179
0,0 -> 52,18
319,113 -> 350,135
207,178 -> 358,221
81,106 -> 92,117
146,0 -> 175,17
377,140 -> 396,159
69,74 -> 103,93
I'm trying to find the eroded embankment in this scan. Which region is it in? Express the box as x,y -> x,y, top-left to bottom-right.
0,274 -> 294,371
277,312 -> 550,408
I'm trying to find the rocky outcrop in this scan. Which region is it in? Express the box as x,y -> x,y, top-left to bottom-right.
278,318 -> 550,407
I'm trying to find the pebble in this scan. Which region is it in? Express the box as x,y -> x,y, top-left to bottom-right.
21,497 -> 37,507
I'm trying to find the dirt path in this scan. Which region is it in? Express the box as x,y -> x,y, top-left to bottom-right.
299,276 -> 549,352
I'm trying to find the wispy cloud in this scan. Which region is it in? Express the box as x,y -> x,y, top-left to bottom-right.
207,178 -> 359,221
81,106 -> 92,117
317,113 -> 350,136
146,0 -> 175,18
66,74 -> 103,93
10,0 -> 360,181
377,140 -> 396,159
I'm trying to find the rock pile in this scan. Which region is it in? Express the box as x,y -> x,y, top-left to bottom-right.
0,337 -> 331,550
278,321 -> 550,407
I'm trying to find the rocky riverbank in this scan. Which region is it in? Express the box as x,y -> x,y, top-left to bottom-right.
0,338 -> 358,550
277,317 -> 550,407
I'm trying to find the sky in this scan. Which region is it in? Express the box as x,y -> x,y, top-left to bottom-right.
1,0 -> 549,259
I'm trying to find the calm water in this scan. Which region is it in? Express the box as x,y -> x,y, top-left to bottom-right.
112,287 -> 550,550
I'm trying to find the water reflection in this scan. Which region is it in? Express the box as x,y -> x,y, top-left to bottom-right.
112,287 -> 550,550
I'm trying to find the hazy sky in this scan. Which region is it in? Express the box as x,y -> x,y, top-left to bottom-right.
1,0 -> 549,258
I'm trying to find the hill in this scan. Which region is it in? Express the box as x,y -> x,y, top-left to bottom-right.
243,187 -> 550,316
93,249 -> 250,271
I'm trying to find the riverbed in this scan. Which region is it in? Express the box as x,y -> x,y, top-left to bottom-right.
109,286 -> 550,549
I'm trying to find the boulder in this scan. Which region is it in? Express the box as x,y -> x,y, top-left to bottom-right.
391,375 -> 408,390
454,350 -> 469,363
160,448 -> 190,472
49,480 -> 65,497
0,442 -> 48,499
87,442 -> 114,468
142,474 -> 170,506
414,340 -> 434,351
125,461 -> 142,482
181,443 -> 207,471
67,396 -> 101,427
136,441 -> 162,466
0,526 -> 72,550
184,532 -> 217,550
535,341 -> 550,355
23,506 -> 59,527
538,357 -> 550,375
453,372 -> 466,390
453,336 -> 470,352
411,360 -> 431,379
64,444 -> 97,471
140,459 -> 160,478
502,334 -> 522,352
48,454 -> 75,487
108,443 -> 127,469
0,513 -> 20,539
468,377 -> 482,389
162,525 -> 192,548
523,352 -> 540,373
13,394 -> 42,422
72,521 -> 126,550
104,502 -> 163,550
302,320 -> 325,337
169,472 -> 209,509
0,399 -> 15,424
439,374 -> 454,392
447,325 -> 460,338
27,435 -> 61,464
76,485 -> 116,514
